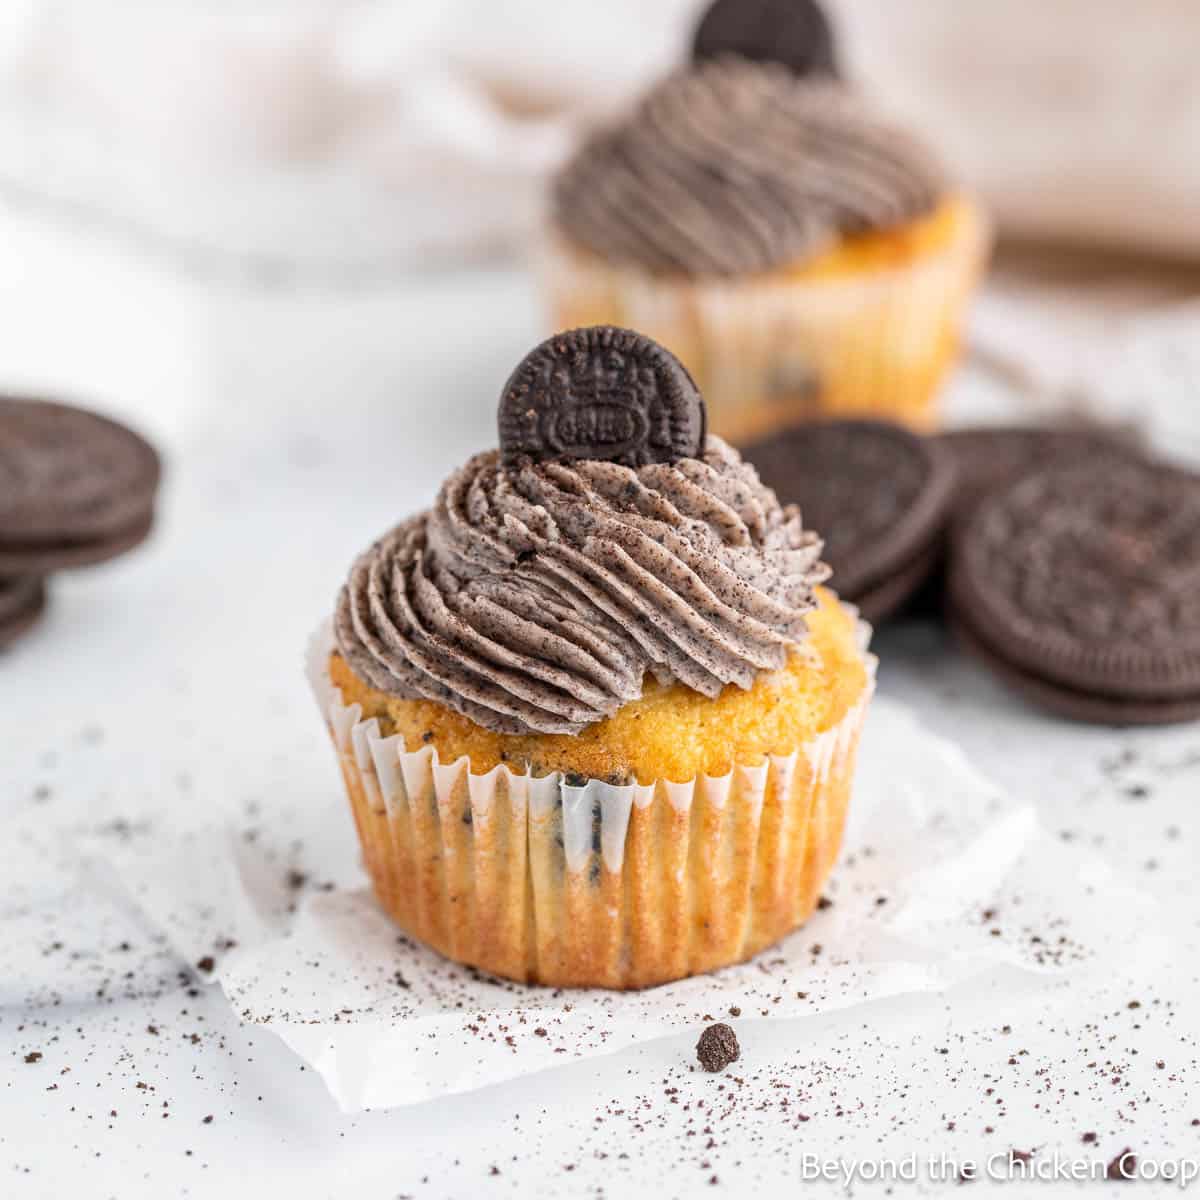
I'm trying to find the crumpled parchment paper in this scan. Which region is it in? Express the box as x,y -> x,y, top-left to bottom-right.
96,697 -> 1162,1111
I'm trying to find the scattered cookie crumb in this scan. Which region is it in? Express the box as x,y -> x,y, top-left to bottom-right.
1106,1149 -> 1136,1182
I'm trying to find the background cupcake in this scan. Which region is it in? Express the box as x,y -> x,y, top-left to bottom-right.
313,326 -> 875,989
540,0 -> 989,443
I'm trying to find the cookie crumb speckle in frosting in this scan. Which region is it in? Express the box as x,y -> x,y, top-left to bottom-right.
553,60 -> 945,277
334,327 -> 829,736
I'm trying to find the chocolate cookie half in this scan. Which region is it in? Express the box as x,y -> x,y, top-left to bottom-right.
950,460 -> 1200,724
693,0 -> 839,79
744,419 -> 955,623
0,398 -> 160,571
0,576 -> 47,649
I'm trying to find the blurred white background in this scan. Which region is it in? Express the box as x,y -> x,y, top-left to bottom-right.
2,0 -> 1200,269
0,0 -> 694,270
2,0 -> 1200,462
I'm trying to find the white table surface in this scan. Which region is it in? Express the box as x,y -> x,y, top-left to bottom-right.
2,206 -> 1199,1200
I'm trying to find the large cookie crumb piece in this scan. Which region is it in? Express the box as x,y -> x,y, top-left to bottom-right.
696,1023 -> 740,1072
1106,1149 -> 1137,1182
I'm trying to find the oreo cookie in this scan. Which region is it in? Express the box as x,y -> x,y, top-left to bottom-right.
0,398 -> 160,572
693,0 -> 839,79
0,576 -> 46,649
0,510 -> 155,575
744,420 -> 955,623
937,425 -> 1141,526
950,460 -> 1200,725
499,327 -> 705,469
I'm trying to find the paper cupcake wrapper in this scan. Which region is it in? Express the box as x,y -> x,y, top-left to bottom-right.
538,199 -> 990,443
307,621 -> 876,990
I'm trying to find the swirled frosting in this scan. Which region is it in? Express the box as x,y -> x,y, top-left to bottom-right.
552,60 -> 946,277
334,436 -> 829,735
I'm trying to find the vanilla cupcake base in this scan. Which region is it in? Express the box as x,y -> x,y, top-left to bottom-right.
539,197 -> 989,443
308,623 -> 876,991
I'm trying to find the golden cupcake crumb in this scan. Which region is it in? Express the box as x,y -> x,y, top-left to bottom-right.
778,195 -> 972,280
543,195 -> 989,441
328,586 -> 866,784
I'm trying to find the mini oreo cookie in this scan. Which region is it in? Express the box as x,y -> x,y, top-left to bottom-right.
744,420 -> 955,622
0,576 -> 47,649
693,0 -> 839,79
0,398 -> 159,571
950,460 -> 1200,725
498,327 -> 705,469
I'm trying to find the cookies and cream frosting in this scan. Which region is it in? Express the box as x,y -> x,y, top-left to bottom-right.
334,436 -> 829,735
552,60 -> 945,277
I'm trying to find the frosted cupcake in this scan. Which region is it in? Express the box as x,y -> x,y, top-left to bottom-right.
310,327 -> 875,989
541,2 -> 988,442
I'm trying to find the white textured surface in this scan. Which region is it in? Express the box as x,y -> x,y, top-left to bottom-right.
2,204 -> 1200,1196
92,692 -> 1164,1114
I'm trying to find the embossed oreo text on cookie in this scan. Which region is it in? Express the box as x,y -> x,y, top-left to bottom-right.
948,460 -> 1200,724
498,327 -> 705,469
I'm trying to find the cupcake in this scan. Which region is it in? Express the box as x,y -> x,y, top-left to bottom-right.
540,0 -> 988,443
310,327 -> 875,989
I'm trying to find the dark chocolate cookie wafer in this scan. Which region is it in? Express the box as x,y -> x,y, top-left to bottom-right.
0,509 -> 154,575
0,398 -> 160,571
950,460 -> 1200,724
499,326 -> 705,469
854,540 -> 942,627
693,0 -> 839,79
744,420 -> 955,621
0,576 -> 47,649
937,425 -> 1141,526
951,614 -> 1200,726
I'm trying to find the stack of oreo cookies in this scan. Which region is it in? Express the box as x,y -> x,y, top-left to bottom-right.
0,398 -> 161,648
745,420 -> 957,625
745,418 -> 1200,725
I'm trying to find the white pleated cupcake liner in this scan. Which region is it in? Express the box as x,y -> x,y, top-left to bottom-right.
308,617 -> 876,988
537,199 -> 991,442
